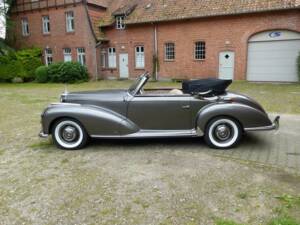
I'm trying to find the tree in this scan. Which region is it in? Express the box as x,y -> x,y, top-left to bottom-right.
0,0 -> 15,39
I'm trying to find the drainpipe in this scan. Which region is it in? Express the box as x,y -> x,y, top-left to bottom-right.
83,0 -> 100,81
154,23 -> 158,80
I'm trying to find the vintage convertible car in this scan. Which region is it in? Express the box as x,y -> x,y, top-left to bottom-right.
39,72 -> 280,150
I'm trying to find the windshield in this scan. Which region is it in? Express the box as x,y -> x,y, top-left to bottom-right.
128,73 -> 149,95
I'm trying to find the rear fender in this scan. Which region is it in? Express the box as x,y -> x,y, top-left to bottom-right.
42,104 -> 139,136
196,103 -> 272,132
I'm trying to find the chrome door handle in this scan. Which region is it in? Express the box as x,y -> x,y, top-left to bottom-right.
182,105 -> 190,109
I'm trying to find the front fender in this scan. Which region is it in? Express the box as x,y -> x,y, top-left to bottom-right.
196,103 -> 273,132
41,104 -> 139,136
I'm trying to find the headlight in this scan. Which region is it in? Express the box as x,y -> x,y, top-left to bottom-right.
60,93 -> 67,102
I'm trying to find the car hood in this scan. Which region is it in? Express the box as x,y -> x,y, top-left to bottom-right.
63,89 -> 128,103
61,89 -> 129,116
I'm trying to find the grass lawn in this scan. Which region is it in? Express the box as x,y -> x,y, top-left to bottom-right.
0,80 -> 299,114
0,80 -> 300,225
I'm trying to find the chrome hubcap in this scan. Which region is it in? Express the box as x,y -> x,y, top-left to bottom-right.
215,124 -> 231,141
62,126 -> 77,142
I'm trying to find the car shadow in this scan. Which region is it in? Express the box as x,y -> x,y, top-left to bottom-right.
88,136 -> 205,149
85,133 -> 270,152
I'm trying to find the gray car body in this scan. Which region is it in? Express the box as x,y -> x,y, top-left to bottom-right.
40,75 -> 278,139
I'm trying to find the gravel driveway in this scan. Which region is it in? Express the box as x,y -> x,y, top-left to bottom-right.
0,114 -> 300,225
0,83 -> 300,225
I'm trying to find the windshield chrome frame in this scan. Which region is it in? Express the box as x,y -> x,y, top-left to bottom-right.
128,72 -> 149,96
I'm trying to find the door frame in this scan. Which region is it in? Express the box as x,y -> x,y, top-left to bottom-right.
119,53 -> 129,79
218,51 -> 235,80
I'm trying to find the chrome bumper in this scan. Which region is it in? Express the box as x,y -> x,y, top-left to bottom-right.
244,116 -> 280,131
39,131 -> 49,138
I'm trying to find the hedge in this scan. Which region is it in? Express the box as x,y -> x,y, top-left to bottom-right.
0,48 -> 42,82
35,62 -> 89,83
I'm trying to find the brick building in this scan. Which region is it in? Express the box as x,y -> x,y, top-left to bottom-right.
9,0 -> 106,78
9,0 -> 300,82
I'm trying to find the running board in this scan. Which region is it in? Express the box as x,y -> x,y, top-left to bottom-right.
91,129 -> 203,139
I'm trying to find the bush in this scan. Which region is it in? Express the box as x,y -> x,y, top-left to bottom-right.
0,47 -> 42,82
0,52 -> 27,82
35,62 -> 89,83
47,62 -> 63,83
35,66 -> 48,83
16,48 -> 43,81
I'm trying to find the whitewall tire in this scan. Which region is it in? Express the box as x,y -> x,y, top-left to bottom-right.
52,119 -> 88,150
204,117 -> 242,149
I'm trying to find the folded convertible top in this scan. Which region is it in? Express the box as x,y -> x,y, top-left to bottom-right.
182,78 -> 232,95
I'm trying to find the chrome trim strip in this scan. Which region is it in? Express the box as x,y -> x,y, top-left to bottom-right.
244,116 -> 280,131
50,103 -> 81,106
91,129 -> 203,139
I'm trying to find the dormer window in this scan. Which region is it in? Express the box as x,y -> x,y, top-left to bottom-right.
116,16 -> 125,29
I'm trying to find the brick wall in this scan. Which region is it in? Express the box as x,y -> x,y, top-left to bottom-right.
9,3 -> 99,78
101,10 -> 300,80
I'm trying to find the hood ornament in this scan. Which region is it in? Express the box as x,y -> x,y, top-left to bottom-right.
64,84 -> 69,95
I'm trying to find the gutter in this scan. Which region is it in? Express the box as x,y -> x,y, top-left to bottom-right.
153,23 -> 158,80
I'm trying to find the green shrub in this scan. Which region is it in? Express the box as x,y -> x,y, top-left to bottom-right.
47,62 -> 64,83
0,47 -> 42,82
36,62 -> 89,83
63,62 -> 89,83
0,52 -> 27,82
35,66 -> 48,83
16,48 -> 43,81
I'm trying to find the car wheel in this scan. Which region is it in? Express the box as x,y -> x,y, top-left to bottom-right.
204,117 -> 242,149
52,119 -> 88,150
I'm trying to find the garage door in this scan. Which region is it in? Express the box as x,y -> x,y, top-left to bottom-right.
247,30 -> 300,82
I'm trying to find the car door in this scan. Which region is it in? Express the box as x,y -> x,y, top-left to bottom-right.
127,94 -> 192,130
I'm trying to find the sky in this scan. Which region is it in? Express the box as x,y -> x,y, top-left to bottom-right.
0,1 -> 5,39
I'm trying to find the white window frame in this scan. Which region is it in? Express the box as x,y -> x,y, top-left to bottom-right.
101,50 -> 107,68
108,47 -> 116,68
135,46 -> 145,69
165,43 -> 175,61
116,16 -> 125,30
42,15 -> 50,34
63,48 -> 72,62
77,48 -> 86,66
21,18 -> 29,36
45,48 -> 53,66
194,41 -> 206,60
66,11 -> 75,32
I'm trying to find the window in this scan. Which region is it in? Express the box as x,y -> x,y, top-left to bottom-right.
135,46 -> 145,68
21,18 -> 29,36
42,15 -> 50,34
195,41 -> 206,60
66,11 -> 75,32
116,16 -> 125,29
165,43 -> 175,60
63,48 -> 72,62
101,50 -> 107,68
108,47 -> 116,68
77,48 -> 86,65
45,48 -> 53,65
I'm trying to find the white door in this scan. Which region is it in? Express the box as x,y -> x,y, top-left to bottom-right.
219,51 -> 235,80
247,40 -> 300,82
119,53 -> 129,79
